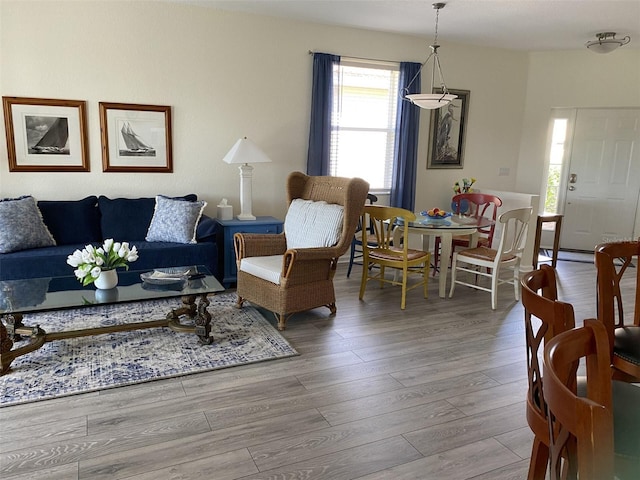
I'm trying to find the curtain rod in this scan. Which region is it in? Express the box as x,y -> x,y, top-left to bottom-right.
307,50 -> 403,65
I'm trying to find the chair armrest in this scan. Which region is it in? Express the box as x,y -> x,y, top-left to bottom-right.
280,247 -> 341,285
234,233 -> 287,259
284,247 -> 340,262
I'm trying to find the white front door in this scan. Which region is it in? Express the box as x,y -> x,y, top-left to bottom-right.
561,108 -> 640,251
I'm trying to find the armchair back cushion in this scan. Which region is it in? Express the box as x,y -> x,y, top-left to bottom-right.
287,172 -> 367,257
284,199 -> 344,249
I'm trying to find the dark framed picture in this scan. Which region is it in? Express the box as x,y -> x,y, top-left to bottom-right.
427,89 -> 470,169
2,96 -> 89,172
99,102 -> 172,173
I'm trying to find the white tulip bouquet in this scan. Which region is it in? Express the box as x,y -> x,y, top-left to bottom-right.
67,239 -> 139,286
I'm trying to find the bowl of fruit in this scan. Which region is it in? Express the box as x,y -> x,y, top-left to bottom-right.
421,208 -> 452,220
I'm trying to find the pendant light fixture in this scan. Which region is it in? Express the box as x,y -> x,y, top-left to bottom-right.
404,2 -> 457,110
585,32 -> 631,54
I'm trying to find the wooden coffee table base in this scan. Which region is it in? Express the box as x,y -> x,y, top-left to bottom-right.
0,294 -> 213,376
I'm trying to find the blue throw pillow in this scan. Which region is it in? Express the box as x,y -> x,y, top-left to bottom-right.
98,194 -> 197,241
0,196 -> 56,253
145,195 -> 207,244
38,196 -> 101,245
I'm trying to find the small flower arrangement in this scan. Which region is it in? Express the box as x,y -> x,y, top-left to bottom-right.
453,177 -> 476,194
67,239 -> 139,286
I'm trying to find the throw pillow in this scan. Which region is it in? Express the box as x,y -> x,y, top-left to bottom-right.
285,198 -> 344,249
0,196 -> 56,253
145,195 -> 207,244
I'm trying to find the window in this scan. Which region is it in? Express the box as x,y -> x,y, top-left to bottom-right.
329,59 -> 400,192
543,118 -> 569,214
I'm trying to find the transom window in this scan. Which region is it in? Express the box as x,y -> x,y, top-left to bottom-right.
329,58 -> 400,192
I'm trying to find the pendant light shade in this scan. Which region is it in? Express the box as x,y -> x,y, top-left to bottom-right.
403,3 -> 456,110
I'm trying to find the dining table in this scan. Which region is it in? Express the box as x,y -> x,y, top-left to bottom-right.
394,213 -> 495,298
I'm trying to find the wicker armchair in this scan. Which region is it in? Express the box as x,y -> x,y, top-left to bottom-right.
233,172 -> 369,330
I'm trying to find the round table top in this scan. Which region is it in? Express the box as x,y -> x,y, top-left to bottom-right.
402,214 -> 495,230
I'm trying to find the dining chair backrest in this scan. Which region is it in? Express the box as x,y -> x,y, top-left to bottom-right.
494,206 -> 532,261
520,265 -> 576,479
363,205 -> 414,260
595,241 -> 640,334
543,319 -> 615,480
594,240 -> 640,380
347,193 -> 378,277
452,192 -> 503,243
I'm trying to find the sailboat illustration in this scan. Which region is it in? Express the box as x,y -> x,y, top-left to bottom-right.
119,122 -> 155,156
31,117 -> 69,154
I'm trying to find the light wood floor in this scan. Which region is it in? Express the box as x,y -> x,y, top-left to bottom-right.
0,258 -> 602,479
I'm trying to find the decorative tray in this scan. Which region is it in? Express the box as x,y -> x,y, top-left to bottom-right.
140,268 -> 193,285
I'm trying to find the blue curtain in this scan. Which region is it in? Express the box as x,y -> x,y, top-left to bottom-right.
390,62 -> 421,211
307,53 -> 340,176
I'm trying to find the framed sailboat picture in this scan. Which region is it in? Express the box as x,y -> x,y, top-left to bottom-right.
99,102 -> 172,173
2,97 -> 89,172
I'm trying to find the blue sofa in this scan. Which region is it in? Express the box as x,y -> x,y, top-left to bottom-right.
0,195 -> 220,282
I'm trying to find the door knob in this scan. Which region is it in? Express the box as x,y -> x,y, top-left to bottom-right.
568,185 -> 576,191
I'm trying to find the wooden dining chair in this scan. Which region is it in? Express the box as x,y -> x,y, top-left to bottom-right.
432,193 -> 502,276
449,207 -> 531,309
359,205 -> 430,309
521,265 -> 576,480
594,240 -> 640,381
346,193 -> 378,278
544,319 -> 640,480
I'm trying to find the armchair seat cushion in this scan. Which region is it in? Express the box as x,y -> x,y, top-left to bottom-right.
239,255 -> 283,285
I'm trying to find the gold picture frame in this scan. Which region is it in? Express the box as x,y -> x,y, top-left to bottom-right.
427,88 -> 470,169
2,96 -> 89,172
99,102 -> 172,173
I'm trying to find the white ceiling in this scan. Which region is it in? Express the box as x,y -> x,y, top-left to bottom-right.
185,0 -> 640,51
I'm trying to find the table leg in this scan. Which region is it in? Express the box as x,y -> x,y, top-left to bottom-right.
438,232 -> 453,298
0,318 -> 13,374
1,314 -> 46,375
166,294 -> 213,345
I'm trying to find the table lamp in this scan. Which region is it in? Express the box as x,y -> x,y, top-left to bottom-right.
222,137 -> 272,221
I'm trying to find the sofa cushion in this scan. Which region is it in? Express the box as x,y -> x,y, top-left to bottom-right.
98,194 -> 197,241
146,196 -> 207,244
239,255 -> 283,285
0,240 -> 219,281
285,198 -> 344,249
38,196 -> 101,245
0,196 -> 56,253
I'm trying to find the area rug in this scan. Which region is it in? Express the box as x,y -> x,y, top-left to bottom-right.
0,294 -> 298,407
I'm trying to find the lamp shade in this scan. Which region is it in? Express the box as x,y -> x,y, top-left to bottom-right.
222,137 -> 272,165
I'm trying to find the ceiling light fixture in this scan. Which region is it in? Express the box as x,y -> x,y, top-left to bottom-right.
585,32 -> 630,54
403,2 -> 456,110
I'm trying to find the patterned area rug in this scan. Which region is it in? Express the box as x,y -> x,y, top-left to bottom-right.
0,294 -> 297,407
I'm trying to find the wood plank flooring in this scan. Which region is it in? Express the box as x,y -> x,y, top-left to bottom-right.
0,259 -> 603,479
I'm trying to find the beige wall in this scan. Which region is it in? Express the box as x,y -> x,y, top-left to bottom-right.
1,0 -> 528,219
516,48 -> 640,199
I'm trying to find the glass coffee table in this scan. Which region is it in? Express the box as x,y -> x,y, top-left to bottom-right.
0,266 -> 224,375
